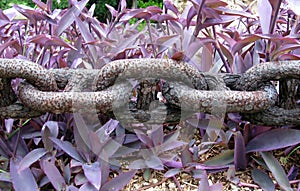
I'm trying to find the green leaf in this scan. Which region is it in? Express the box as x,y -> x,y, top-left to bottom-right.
260,152 -> 292,191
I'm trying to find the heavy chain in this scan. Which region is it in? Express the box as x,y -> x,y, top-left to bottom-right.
0,58 -> 299,126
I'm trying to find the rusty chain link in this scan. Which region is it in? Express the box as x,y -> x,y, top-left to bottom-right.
0,58 -> 299,126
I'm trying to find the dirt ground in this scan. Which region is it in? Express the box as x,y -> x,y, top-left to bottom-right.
124,127 -> 300,190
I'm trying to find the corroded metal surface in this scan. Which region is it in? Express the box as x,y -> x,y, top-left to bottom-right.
0,59 -> 58,91
95,58 -> 208,91
162,82 -> 278,113
235,61 -> 300,91
243,106 -> 300,125
0,58 -> 298,126
18,82 -> 130,114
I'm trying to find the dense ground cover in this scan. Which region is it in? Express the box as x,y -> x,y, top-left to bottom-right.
0,0 -> 299,190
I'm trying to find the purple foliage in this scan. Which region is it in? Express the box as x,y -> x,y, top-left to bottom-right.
0,0 -> 299,190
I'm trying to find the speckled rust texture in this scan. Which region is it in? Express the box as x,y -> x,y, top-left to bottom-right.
0,59 -> 58,91
236,61 -> 300,91
0,58 -> 298,125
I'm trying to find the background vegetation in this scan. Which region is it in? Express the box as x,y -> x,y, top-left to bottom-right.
0,0 -> 162,22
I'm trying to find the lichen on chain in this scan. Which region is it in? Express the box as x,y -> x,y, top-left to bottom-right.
243,107 -> 300,125
162,82 -> 278,113
0,59 -> 58,91
236,61 -> 300,91
95,58 -> 208,91
0,58 -> 299,126
18,82 -> 131,114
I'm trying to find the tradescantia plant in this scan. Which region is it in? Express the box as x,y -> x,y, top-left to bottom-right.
0,0 -> 299,190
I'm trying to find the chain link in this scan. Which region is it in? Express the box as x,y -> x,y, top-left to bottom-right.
0,58 -> 299,125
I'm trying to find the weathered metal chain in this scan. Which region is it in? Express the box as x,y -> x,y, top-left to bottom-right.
0,58 -> 299,126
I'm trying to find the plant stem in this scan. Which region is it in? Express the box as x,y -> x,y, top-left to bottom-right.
146,20 -> 157,56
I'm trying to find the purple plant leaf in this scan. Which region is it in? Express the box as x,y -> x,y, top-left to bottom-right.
55,0 -> 89,35
134,129 -> 153,147
201,43 -> 213,71
72,119 -> 89,154
100,159 -> 110,185
186,39 -> 213,66
246,129 -> 300,153
191,169 -> 203,179
204,150 -> 234,166
145,155 -> 164,170
181,146 -> 193,167
28,34 -> 75,49
10,157 -> 39,191
4,118 -> 13,133
50,137 -> 85,162
186,6 -> 197,29
83,162 -> 101,190
232,35 -> 261,54
41,159 -> 66,190
13,5 -> 45,21
151,14 -> 177,22
99,137 -> 122,158
31,0 -> 47,11
209,183 -> 223,191
0,9 -> 10,20
73,113 -> 92,152
151,125 -> 164,146
111,31 -> 143,55
199,15 -> 238,30
234,131 -> 247,170
164,168 -> 181,178
244,51 -> 253,70
146,6 -> 162,15
164,160 -> 182,168
128,159 -> 147,169
272,44 -> 300,60
215,7 -> 256,18
0,39 -> 22,55
18,148 -> 48,172
45,36 -> 76,49
87,130 -> 103,155
67,38 -> 83,67
198,170 -> 209,191
80,182 -> 98,191
251,168 -> 275,191
164,0 -> 179,15
100,170 -> 137,191
64,164 -> 71,184
96,119 -> 119,138
9,134 -> 28,157
233,53 -> 247,73
161,140 -> 186,152
156,34 -> 179,49
217,32 -> 236,47
120,0 -> 127,11
105,4 -> 118,17
287,165 -> 298,180
226,165 -> 239,184
67,185 -> 79,191
278,53 -> 300,60
119,9 -> 150,21
260,152 -> 292,191
257,0 -> 273,34
75,173 -> 88,186
42,121 -> 59,151
74,16 -> 98,64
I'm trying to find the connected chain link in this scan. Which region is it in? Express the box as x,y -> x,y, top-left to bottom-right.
0,58 -> 299,126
